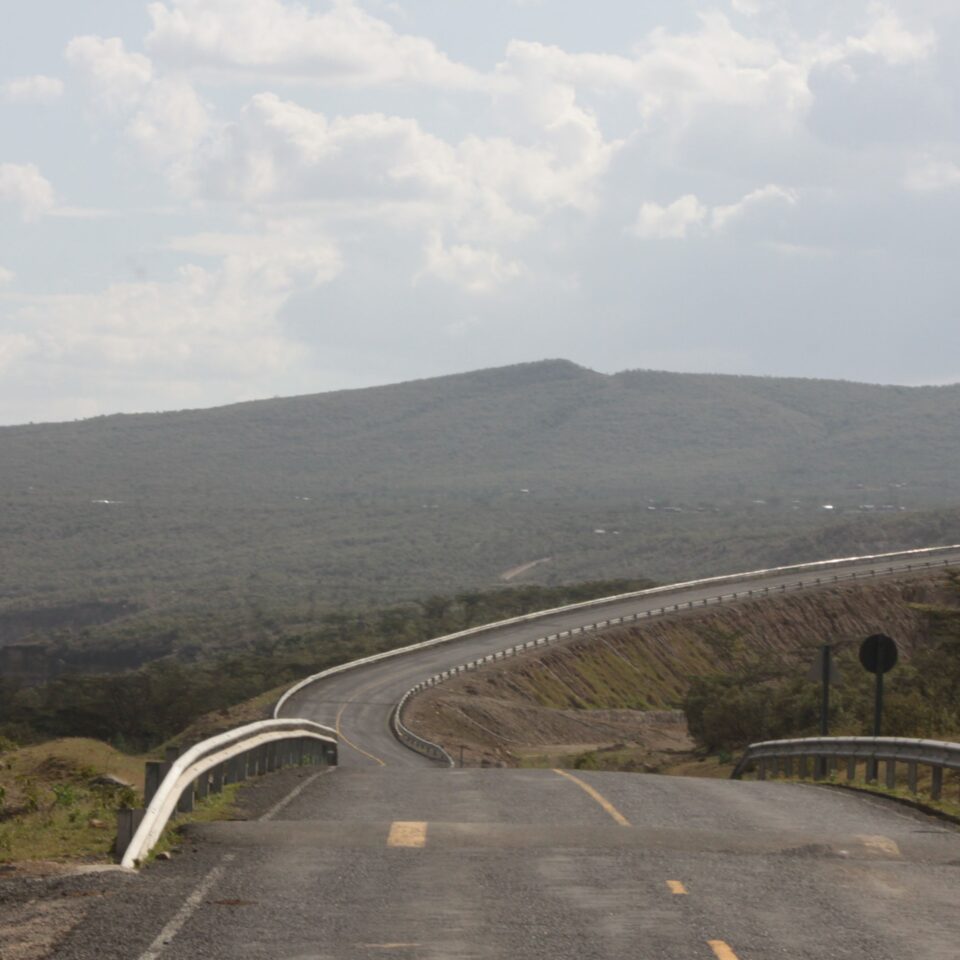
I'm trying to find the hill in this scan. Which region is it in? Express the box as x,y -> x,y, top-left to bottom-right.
2,360 -> 960,671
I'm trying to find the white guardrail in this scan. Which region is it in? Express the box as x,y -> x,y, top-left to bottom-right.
389,547 -> 960,764
119,719 -> 337,868
731,736 -> 960,801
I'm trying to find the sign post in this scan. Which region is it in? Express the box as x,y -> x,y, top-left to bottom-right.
858,634 -> 898,781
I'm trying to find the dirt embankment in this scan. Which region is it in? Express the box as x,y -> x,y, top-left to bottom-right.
404,573 -> 947,770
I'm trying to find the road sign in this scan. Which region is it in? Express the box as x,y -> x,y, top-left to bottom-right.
859,634 -> 898,675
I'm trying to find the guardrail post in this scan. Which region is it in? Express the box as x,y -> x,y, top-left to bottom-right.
846,756 -> 857,781
115,808 -> 145,861
884,759 -> 897,790
906,761 -> 918,794
757,758 -> 767,780
144,761 -> 164,806
783,756 -> 793,778
177,781 -> 194,814
931,765 -> 943,801
210,763 -> 224,795
196,770 -> 209,800
867,757 -> 878,783
797,756 -> 808,780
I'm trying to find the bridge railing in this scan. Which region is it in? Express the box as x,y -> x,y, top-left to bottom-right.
118,719 -> 337,868
731,736 -> 960,801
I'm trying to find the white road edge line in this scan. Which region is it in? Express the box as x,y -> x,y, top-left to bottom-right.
135,766 -> 334,959
136,853 -> 235,960
260,767 -> 335,822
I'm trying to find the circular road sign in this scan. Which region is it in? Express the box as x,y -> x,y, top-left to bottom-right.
859,634 -> 898,675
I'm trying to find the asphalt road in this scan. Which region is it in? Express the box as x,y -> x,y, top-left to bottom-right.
280,550 -> 960,770
50,551 -> 960,959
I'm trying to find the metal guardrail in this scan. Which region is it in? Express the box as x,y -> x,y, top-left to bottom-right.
392,554 -> 960,758
731,736 -> 960,800
275,544 -> 960,727
391,691 -> 455,766
119,719 -> 337,868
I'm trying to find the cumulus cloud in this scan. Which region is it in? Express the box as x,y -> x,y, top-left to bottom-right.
5,229 -> 341,396
146,0 -> 485,88
194,92 -> 618,248
66,34 -> 211,191
418,232 -> 523,294
2,75 -> 64,104
630,195 -> 708,240
65,35 -> 153,112
630,184 -> 796,239
0,163 -> 55,221
846,8 -> 937,65
712,184 -> 797,230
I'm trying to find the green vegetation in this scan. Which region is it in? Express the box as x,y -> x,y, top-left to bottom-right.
0,577 -> 656,752
3,360 -> 960,685
683,574 -> 960,752
0,738 -> 142,863
0,736 -> 244,864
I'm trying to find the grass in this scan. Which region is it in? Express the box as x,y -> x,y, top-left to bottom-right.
0,738 -> 144,864
741,760 -> 960,821
0,736 -> 247,865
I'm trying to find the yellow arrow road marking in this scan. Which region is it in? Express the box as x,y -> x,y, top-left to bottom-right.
552,769 -> 631,826
387,821 -> 428,848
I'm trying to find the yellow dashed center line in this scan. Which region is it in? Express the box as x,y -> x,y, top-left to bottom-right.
666,880 -> 688,895
335,688 -> 387,767
387,821 -> 428,848
708,940 -> 741,960
552,768 -> 631,826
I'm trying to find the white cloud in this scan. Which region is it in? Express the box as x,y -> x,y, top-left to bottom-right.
66,34 -> 212,192
712,183 -> 797,230
194,92 -> 618,248
145,0 -> 485,89
65,35 -> 153,113
6,229 -> 341,389
630,184 -> 796,240
905,155 -> 960,192
0,266 -> 14,287
0,163 -> 55,221
846,8 -> 937,65
418,232 -> 523,294
2,75 -> 64,104
630,195 -> 707,240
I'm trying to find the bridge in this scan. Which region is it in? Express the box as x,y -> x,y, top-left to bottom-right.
59,548 -> 960,959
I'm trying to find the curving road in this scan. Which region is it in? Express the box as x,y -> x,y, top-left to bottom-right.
52,550 -> 960,960
279,549 -> 960,770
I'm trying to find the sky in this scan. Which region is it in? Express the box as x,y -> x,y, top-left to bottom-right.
1,0 -> 959,425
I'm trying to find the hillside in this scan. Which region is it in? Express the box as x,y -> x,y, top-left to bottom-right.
2,360 -> 960,669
